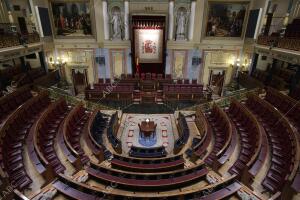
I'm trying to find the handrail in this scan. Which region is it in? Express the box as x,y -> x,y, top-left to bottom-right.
185,88 -> 260,111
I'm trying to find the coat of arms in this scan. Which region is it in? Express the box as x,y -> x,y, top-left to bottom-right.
142,40 -> 157,54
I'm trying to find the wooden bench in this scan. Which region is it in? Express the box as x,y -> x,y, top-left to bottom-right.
53,180 -> 102,200
106,112 -> 122,153
0,92 -> 50,190
204,104 -> 236,170
129,146 -> 167,158
111,154 -> 184,172
174,112 -> 190,154
87,161 -> 208,191
35,98 -> 69,175
61,103 -> 90,170
0,86 -> 32,126
85,109 -> 106,162
199,182 -> 241,199
191,107 -> 213,161
227,99 -> 267,187
246,94 -> 299,196
51,173 -> 240,199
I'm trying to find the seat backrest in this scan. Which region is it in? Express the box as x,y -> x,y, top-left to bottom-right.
151,73 -> 156,79
145,73 -> 151,79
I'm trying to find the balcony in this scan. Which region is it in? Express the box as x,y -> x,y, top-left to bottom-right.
0,23 -> 41,49
257,36 -> 300,52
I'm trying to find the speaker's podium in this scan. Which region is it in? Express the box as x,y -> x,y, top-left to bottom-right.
138,119 -> 157,147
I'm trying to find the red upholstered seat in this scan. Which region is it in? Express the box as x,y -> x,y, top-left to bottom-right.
184,79 -> 189,84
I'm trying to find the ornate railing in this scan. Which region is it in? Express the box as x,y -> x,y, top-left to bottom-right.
26,33 -> 40,44
277,38 -> 300,51
257,35 -> 300,51
0,34 -> 19,48
0,32 -> 40,49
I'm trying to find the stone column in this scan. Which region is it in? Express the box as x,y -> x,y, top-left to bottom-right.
188,0 -> 196,40
168,0 -> 174,40
124,0 -> 129,40
102,0 -> 109,40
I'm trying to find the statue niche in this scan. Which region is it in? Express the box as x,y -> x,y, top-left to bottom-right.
110,6 -> 123,40
175,7 -> 188,41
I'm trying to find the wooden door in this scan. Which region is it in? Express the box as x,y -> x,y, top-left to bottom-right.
209,69 -> 225,96
72,69 -> 88,95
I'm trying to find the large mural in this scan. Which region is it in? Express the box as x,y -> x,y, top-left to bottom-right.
206,2 -> 248,37
134,29 -> 163,63
51,1 -> 92,37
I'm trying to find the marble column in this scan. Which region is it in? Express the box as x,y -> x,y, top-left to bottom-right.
168,0 -> 174,40
102,0 -> 109,40
188,0 -> 196,40
124,0 -> 129,40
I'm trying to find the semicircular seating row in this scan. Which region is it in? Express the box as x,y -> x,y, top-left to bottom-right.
0,86 -> 299,200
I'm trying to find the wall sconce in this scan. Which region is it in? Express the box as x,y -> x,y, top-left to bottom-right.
262,15 -> 267,26
283,13 -> 289,27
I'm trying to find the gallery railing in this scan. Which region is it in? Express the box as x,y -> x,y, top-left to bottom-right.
182,88 -> 261,112
38,86 -> 115,111
39,85 -> 261,113
0,23 -> 40,49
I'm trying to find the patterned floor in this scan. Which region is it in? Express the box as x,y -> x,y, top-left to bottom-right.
118,114 -> 177,154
